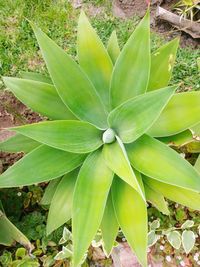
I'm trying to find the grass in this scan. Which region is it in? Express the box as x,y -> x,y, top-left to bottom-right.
0,0 -> 199,91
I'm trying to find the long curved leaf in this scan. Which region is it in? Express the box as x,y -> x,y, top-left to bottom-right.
195,155 -> 200,173
0,145 -> 85,188
144,183 -> 170,215
31,23 -> 108,129
101,191 -> 119,256
144,176 -> 200,211
11,120 -> 103,153
112,177 -> 148,267
191,122 -> 200,136
3,77 -> 76,120
20,71 -> 52,84
0,134 -> 40,153
107,31 -> 120,64
0,209 -> 32,250
147,38 -> 179,91
157,130 -> 193,147
110,10 -> 150,108
77,11 -> 113,109
108,86 -> 175,143
47,170 -> 78,235
103,136 -> 144,200
72,150 -> 113,266
148,92 -> 200,137
126,134 -> 200,192
40,178 -> 61,206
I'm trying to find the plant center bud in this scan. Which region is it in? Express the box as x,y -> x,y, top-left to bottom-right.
102,128 -> 116,144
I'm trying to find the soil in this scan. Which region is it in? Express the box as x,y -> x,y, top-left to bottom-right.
0,91 -> 43,173
113,0 -> 200,49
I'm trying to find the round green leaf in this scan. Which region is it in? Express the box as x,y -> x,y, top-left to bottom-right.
167,231 -> 181,249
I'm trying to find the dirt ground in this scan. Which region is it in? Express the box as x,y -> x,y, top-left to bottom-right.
113,0 -> 200,48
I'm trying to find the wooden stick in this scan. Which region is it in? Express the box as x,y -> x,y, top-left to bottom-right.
156,6 -> 200,38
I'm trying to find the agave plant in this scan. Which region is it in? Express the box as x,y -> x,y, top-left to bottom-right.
1,10 -> 200,267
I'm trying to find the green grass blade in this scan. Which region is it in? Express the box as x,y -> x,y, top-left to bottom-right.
148,92 -> 200,137
40,178 -> 61,206
103,136 -> 145,200
101,191 -> 119,256
0,145 -> 85,188
157,130 -> 193,147
144,183 -> 170,215
72,150 -> 113,266
11,120 -> 103,153
20,71 -> 52,84
127,134 -> 200,192
112,177 -> 148,267
0,134 -> 40,153
110,10 -> 150,108
144,177 -> 200,211
147,38 -> 179,91
107,31 -> 120,64
77,11 -> 113,110
108,86 -> 176,143
31,23 -> 108,129
47,170 -> 78,235
3,77 -> 76,120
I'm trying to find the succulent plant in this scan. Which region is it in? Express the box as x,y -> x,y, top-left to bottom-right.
1,10 -> 200,267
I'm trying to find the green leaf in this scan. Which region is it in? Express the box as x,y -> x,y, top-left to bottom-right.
11,120 -> 103,153
157,130 -> 193,147
148,230 -> 159,247
182,230 -> 195,254
195,155 -> 200,173
127,134 -> 200,192
148,92 -> 200,137
31,23 -> 108,129
20,71 -> 52,84
144,177 -> 200,211
126,135 -> 200,192
3,77 -> 76,120
144,183 -> 170,215
107,31 -> 120,64
0,145 -> 85,188
40,178 -> 61,206
150,220 -> 160,230
112,177 -> 148,267
110,10 -> 150,108
108,86 -> 176,143
147,38 -> 179,91
72,150 -> 113,266
0,209 -> 32,250
77,11 -> 113,110
181,220 -> 194,229
0,134 -> 40,153
101,191 -> 119,256
191,122 -> 200,136
103,136 -> 145,200
166,231 -> 181,249
47,170 -> 78,235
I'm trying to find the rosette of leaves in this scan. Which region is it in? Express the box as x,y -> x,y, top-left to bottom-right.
1,10 -> 200,267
